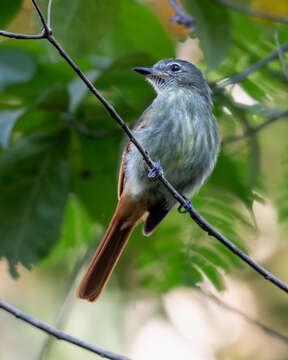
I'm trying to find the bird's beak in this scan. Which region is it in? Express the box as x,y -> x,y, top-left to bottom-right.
133,67 -> 168,77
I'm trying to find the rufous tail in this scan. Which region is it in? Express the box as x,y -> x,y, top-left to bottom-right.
77,197 -> 145,302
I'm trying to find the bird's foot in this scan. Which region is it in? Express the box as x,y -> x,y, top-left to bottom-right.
148,162 -> 163,179
178,197 -> 193,214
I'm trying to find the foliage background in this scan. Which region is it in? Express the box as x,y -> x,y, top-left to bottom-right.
1,0 -> 288,359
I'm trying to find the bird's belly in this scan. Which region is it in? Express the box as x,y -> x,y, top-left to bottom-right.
125,123 -> 217,201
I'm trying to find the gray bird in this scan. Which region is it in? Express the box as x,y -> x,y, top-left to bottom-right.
78,59 -> 220,302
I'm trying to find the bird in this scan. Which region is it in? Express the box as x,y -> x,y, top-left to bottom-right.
77,59 -> 220,302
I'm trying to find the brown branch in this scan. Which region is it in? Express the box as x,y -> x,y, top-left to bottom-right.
213,0 -> 288,22
1,0 -> 288,308
0,300 -> 130,360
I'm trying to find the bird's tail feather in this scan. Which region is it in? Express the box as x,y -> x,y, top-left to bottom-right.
77,198 -> 144,302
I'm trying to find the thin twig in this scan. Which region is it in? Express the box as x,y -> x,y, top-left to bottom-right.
168,0 -> 196,32
223,110 -> 288,144
47,0 -> 53,30
0,300 -> 130,360
274,31 -> 288,81
37,247 -> 94,360
214,0 -> 288,23
1,0 -> 288,306
198,288 -> 288,345
218,40 -> 288,88
32,0 -> 52,35
0,29 -> 44,39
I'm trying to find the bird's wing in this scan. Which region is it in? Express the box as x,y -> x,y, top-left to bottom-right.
117,105 -> 153,199
118,141 -> 131,199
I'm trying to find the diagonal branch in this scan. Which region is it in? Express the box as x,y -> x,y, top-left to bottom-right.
1,0 -> 288,310
218,40 -> 288,88
32,0 -> 52,35
198,288 -> 288,345
213,0 -> 288,23
274,30 -> 288,81
223,109 -> 288,144
0,300 -> 130,360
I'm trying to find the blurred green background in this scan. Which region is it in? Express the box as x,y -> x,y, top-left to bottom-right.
1,0 -> 288,359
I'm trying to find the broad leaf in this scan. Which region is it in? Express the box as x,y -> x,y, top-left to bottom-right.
0,49 -> 36,91
0,108 -> 26,149
0,0 -> 22,29
101,0 -> 175,60
39,0 -> 120,58
70,132 -> 122,225
68,70 -> 99,113
182,0 -> 231,70
0,130 -> 70,276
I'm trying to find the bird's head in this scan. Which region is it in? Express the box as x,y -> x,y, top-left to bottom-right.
133,58 -> 211,101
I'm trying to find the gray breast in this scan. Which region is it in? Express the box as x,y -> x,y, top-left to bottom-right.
125,89 -> 220,201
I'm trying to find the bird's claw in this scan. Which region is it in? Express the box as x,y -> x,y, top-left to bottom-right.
148,162 -> 163,179
178,198 -> 193,214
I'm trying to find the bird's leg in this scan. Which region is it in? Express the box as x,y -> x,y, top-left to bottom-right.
148,162 -> 163,179
178,197 -> 194,214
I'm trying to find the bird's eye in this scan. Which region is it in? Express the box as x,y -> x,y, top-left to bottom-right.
170,64 -> 181,72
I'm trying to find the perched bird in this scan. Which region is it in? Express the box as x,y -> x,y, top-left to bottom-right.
78,59 -> 220,302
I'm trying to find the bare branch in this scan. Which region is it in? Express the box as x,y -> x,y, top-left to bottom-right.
1,0 -> 288,300
168,0 -> 196,32
198,288 -> 288,345
47,0 -> 53,30
32,0 -> 52,35
214,0 -> 288,23
218,40 -> 288,88
274,30 -> 288,81
37,247 -> 94,359
0,300 -> 130,360
0,29 -> 44,39
223,109 -> 288,144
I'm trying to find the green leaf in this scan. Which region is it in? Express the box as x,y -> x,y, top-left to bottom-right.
70,132 -> 121,225
0,108 -> 26,149
0,49 -> 36,91
0,130 -> 70,277
0,0 -> 22,29
277,151 -> 288,230
60,194 -> 95,248
191,256 -> 224,291
39,0 -> 120,58
102,0 -> 175,60
35,84 -> 69,112
68,70 -> 99,113
182,0 -> 230,70
209,151 -> 254,209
